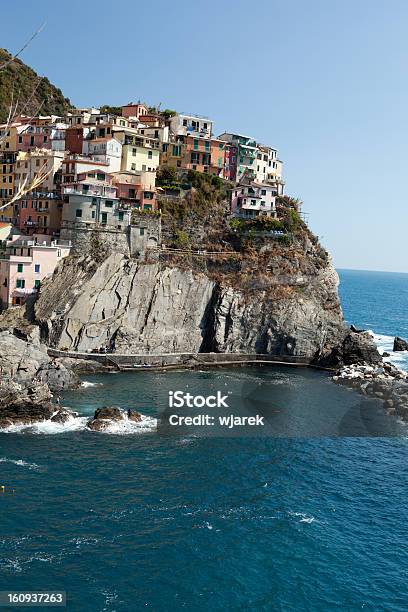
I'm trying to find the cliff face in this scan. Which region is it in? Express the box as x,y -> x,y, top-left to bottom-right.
35,250 -> 347,362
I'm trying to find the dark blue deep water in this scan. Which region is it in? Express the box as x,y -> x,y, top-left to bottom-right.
1,270 -> 408,611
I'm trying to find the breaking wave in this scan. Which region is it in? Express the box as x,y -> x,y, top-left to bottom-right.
81,381 -> 103,388
89,414 -> 157,435
0,458 -> 41,470
369,331 -> 408,371
0,413 -> 157,436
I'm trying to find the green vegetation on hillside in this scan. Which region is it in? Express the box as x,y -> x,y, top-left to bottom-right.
99,105 -> 122,116
0,48 -> 72,122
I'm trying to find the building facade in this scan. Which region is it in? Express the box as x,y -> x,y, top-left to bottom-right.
0,233 -> 71,308
231,183 -> 278,218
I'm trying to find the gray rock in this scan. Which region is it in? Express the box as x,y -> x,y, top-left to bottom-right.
35,253 -> 349,362
0,379 -> 54,426
350,324 -> 365,333
394,337 -> 408,352
0,330 -> 79,424
86,406 -> 125,431
51,409 -> 76,423
93,406 -> 123,421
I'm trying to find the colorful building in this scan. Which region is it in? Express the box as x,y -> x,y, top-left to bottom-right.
111,171 -> 157,211
118,132 -> 161,174
122,103 -> 149,120
0,151 -> 17,221
231,183 -> 278,219
82,137 -> 123,173
0,122 -> 25,152
0,233 -> 71,309
223,144 -> 238,182
218,132 -> 284,189
169,114 -> 213,139
14,150 -> 65,235
61,171 -> 130,229
162,135 -> 225,176
218,132 -> 259,182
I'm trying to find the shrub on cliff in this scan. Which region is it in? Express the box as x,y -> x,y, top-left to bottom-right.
157,164 -> 179,187
276,195 -> 302,211
282,209 -> 302,231
174,229 -> 191,249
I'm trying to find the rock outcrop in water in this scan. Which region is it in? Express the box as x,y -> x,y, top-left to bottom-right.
394,336 -> 408,352
87,407 -> 146,431
0,329 -> 80,427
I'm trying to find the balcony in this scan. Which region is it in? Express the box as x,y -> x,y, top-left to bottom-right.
28,191 -> 59,200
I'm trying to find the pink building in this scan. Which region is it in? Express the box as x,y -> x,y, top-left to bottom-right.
17,126 -> 53,152
112,171 -> 157,211
231,183 -> 277,219
0,233 -> 71,309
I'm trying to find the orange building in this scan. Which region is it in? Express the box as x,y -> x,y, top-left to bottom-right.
162,135 -> 225,176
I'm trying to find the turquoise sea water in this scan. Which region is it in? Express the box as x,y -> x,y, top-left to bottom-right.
338,268 -> 408,371
1,269 -> 408,611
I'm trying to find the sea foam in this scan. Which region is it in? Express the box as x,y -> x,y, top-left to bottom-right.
0,458 -> 41,470
369,331 -> 408,371
0,413 -> 157,436
91,414 -> 157,435
81,381 -> 103,388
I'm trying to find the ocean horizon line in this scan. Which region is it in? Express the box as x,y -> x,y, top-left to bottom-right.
336,267 -> 408,275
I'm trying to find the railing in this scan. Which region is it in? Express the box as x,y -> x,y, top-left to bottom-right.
8,239 -> 36,247
9,238 -> 71,248
179,112 -> 211,120
63,187 -> 116,197
27,191 -> 59,200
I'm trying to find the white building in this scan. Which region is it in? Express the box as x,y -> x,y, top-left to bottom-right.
83,137 -> 122,173
65,108 -> 101,126
170,114 -> 213,139
231,183 -> 278,218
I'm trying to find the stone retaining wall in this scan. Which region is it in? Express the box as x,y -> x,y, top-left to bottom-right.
48,349 -> 315,369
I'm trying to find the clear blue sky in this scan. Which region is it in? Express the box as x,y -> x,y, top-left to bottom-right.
2,0 -> 407,272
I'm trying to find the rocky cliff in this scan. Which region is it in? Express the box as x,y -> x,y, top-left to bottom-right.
26,171 -> 381,366
34,247 -> 353,364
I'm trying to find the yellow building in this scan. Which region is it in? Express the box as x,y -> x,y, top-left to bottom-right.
14,150 -> 65,235
120,133 -> 161,174
0,123 -> 23,152
0,152 -> 17,222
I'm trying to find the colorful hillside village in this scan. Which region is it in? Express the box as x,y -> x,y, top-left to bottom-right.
0,102 -> 287,309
